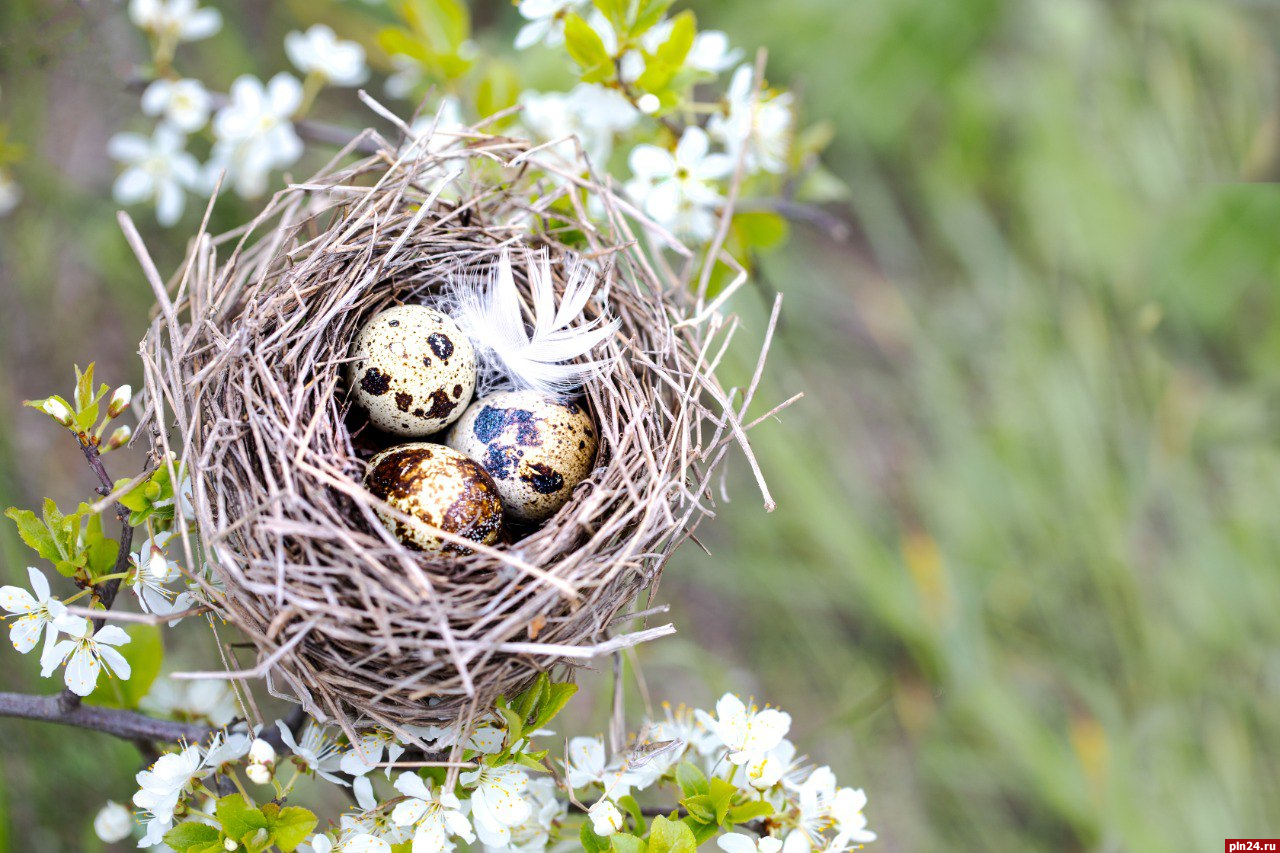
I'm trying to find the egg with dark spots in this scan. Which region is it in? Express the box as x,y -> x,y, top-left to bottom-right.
445,390 -> 598,522
364,443 -> 503,552
348,305 -> 476,436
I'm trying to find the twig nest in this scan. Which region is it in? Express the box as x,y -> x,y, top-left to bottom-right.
135,116 -> 777,730
446,390 -> 598,523
364,443 -> 503,552
349,305 -> 476,435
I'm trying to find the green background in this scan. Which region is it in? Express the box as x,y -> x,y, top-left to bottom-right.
2,0 -> 1280,849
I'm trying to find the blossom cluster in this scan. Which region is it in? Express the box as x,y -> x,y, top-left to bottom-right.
110,0 -> 371,224
276,692 -> 875,853
104,0 -> 828,269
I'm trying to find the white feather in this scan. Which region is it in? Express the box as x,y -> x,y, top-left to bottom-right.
447,248 -> 620,397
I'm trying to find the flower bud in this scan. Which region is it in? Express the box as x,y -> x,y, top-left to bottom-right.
105,424 -> 133,451
224,838 -> 240,851
107,384 -> 132,418
637,93 -> 661,115
41,398 -> 73,427
93,800 -> 132,843
245,761 -> 273,785
249,737 -> 276,765
147,545 -> 179,584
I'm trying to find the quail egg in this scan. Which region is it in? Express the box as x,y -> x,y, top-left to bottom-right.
364,443 -> 503,552
446,390 -> 599,523
349,305 -> 476,436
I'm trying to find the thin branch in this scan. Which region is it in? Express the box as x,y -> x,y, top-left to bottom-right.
0,691 -> 207,744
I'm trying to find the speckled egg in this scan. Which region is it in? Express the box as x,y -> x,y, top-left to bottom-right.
348,305 -> 476,436
445,390 -> 599,523
364,443 -> 503,553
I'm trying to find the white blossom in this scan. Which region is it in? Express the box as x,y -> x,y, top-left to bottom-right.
305,832 -> 392,853
0,171 -> 20,216
519,85 -> 638,168
141,78 -> 212,133
514,0 -> 589,50
781,766 -> 874,853
341,729 -> 407,809
208,73 -> 304,198
696,693 -> 792,766
641,21 -> 741,73
626,127 -> 732,241
745,739 -> 799,791
0,566 -> 66,660
141,675 -> 237,726
483,776 -> 566,853
42,613 -> 131,697
564,737 -> 633,799
130,529 -> 195,620
386,54 -> 424,99
829,787 -> 876,848
129,0 -> 222,43
278,720 -> 350,786
108,124 -> 199,226
391,773 -> 475,853
587,800 -> 624,837
202,728 -> 254,770
460,764 -> 532,847
93,800 -> 134,843
719,834 -> 783,853
133,743 -> 206,846
708,65 -> 794,175
285,25 -> 368,86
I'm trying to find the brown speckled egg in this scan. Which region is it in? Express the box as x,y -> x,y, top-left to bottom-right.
445,390 -> 598,523
349,305 -> 476,436
364,443 -> 503,552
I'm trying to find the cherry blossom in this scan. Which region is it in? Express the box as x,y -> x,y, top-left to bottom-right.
626,128 -> 733,241
107,124 -> 200,226
0,566 -> 66,659
285,24 -> 369,86
41,614 -> 131,697
141,78 -> 212,133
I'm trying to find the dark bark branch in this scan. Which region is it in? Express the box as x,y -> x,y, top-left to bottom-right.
0,691 -> 208,744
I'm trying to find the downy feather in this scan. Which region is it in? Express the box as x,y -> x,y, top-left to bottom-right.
445,248 -> 620,397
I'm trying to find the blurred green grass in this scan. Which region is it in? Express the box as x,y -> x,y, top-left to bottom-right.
3,0 -> 1280,849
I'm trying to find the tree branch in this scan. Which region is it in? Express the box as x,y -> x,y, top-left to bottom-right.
0,691 -> 208,744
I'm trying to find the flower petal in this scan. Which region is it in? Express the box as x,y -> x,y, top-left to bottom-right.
0,585 -> 36,615
64,646 -> 102,696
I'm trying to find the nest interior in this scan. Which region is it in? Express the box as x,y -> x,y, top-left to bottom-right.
134,117 -> 777,739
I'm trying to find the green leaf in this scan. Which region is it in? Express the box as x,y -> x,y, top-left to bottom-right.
675,762 -> 709,798
611,833 -> 648,853
79,506 -> 119,578
498,704 -> 524,749
533,682 -> 578,728
679,794 -> 716,823
733,212 -> 790,254
5,507 -> 62,563
564,13 -> 615,83
683,816 -> 721,846
581,821 -> 610,853
476,60 -> 520,121
85,623 -> 162,709
647,816 -> 698,853
163,822 -> 221,853
618,794 -> 645,830
216,794 -> 269,841
727,800 -> 775,824
631,0 -> 675,36
637,10 -> 695,92
708,777 -> 738,823
592,0 -> 628,32
74,363 -> 94,412
262,803 -> 318,852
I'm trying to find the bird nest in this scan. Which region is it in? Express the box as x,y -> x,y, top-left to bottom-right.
131,112 -> 781,738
